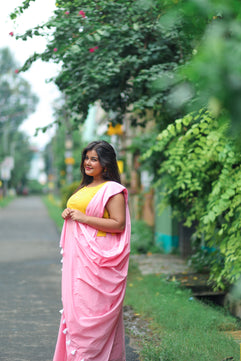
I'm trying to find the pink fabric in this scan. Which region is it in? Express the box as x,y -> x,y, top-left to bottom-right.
53,182 -> 131,361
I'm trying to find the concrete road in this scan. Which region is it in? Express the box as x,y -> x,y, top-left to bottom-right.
0,196 -> 139,361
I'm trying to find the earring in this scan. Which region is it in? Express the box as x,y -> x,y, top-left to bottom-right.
103,168 -> 108,178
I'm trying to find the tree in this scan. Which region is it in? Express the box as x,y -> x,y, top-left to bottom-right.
10,0 -> 198,127
10,0 -> 241,131
0,47 -> 38,190
9,131 -> 34,190
0,48 -> 38,139
44,103 -> 86,190
153,0 -> 241,135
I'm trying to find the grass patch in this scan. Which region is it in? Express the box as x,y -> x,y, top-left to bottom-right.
125,260 -> 240,361
42,195 -> 63,233
0,196 -> 14,207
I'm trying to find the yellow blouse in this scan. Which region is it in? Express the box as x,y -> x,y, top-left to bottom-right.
67,182 -> 109,236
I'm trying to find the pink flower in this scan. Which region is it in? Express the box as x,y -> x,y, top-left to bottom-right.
89,46 -> 99,53
79,10 -> 86,18
53,48 -> 58,52
14,69 -> 19,74
9,31 -> 14,36
65,11 -> 70,15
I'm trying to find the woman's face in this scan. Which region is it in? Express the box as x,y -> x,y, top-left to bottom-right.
83,149 -> 104,180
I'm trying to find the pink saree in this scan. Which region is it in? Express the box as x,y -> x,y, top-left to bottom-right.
53,181 -> 131,361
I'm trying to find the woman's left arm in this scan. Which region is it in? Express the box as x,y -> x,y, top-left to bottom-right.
68,192 -> 126,233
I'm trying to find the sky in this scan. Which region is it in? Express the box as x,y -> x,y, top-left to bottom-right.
1,0 -> 60,149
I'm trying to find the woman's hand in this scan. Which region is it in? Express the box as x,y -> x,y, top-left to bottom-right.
69,209 -> 87,223
61,208 -> 72,219
62,208 -> 87,223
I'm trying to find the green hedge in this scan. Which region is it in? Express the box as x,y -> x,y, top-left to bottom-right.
60,181 -> 80,208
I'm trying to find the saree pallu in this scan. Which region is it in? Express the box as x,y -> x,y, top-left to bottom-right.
53,182 -> 131,361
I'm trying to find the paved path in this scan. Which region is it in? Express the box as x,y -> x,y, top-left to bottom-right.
0,196 -> 139,361
131,253 -> 192,275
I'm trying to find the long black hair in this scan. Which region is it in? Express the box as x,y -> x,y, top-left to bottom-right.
78,140 -> 121,188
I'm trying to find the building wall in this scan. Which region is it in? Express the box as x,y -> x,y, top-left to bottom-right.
154,189 -> 179,253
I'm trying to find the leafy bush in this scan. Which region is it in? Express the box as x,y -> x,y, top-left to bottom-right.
27,180 -> 45,194
131,219 -> 158,254
60,181 -> 80,208
42,195 -> 63,233
188,248 -> 218,273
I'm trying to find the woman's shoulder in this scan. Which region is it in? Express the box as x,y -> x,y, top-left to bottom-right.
105,181 -> 126,190
104,181 -> 128,199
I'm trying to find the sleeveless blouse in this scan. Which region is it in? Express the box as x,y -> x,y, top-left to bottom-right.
67,182 -> 109,236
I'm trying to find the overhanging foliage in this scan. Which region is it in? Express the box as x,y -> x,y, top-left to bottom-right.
11,0 -> 199,126
143,110 -> 241,289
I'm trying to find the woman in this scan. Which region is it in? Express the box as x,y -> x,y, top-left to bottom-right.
53,140 -> 131,361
